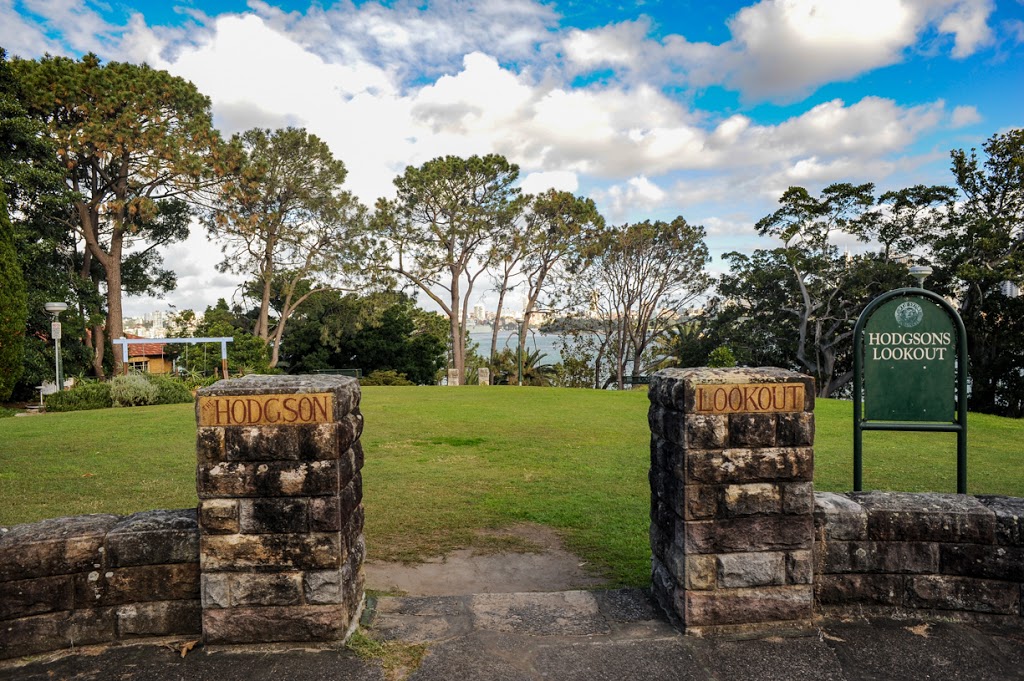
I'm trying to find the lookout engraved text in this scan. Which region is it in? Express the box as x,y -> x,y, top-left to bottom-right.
694,383 -> 804,415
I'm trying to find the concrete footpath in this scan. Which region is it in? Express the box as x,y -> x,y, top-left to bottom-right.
2,588 -> 1023,680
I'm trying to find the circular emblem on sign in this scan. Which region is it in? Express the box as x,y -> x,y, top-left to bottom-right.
895,301 -> 924,328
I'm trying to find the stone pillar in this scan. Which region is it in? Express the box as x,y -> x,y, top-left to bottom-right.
195,375 -> 365,644
648,368 -> 816,634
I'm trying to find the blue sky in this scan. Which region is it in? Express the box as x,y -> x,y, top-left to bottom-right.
2,0 -> 1022,315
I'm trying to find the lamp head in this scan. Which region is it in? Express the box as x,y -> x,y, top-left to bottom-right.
908,265 -> 933,289
44,302 -> 69,315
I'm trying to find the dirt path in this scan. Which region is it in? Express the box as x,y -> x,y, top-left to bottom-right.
364,524 -> 608,596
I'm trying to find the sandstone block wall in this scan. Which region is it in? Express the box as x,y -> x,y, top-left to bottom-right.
648,367 -> 817,633
0,510 -> 200,660
195,375 -> 365,644
814,491 -> 1024,620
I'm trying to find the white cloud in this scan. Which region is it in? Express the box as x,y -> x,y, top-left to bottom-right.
1007,19 -> 1024,45
937,0 -> 995,57
563,18 -> 651,71
723,0 -> 919,98
594,176 -> 669,222
763,97 -> 945,159
249,0 -> 558,83
0,0 -> 61,57
563,0 -> 998,101
122,223 -> 238,317
950,104 -> 982,127
519,171 -> 579,195
17,0 -> 118,55
170,14 -> 396,124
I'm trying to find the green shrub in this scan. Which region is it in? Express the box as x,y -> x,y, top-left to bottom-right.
182,373 -> 220,392
109,374 -> 159,407
360,369 -> 414,386
707,345 -> 737,368
44,381 -> 113,412
144,374 -> 194,404
0,406 -> 16,418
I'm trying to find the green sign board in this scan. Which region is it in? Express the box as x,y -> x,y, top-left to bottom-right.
852,287 -> 969,493
862,295 -> 955,421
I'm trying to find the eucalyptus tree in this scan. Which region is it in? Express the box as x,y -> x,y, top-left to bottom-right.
754,183 -> 872,395
486,212 -> 528,364
484,189 -> 603,373
374,154 -> 523,384
752,183 -> 915,396
12,53 -> 228,375
204,127 -> 368,368
930,129 -> 1024,414
590,218 -> 711,389
515,190 -> 604,368
873,185 -> 956,262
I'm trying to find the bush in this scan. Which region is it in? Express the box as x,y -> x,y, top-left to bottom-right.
360,369 -> 415,386
707,345 -> 737,368
182,373 -> 221,392
109,374 -> 159,407
0,406 -> 16,418
144,374 -> 195,404
44,381 -> 113,412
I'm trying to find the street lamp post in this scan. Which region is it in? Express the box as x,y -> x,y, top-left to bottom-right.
44,302 -> 69,391
909,264 -> 933,289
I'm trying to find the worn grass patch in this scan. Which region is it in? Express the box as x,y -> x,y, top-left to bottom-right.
0,388 -> 1021,588
347,629 -> 428,681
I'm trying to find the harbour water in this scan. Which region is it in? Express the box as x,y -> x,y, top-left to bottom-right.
468,328 -> 563,364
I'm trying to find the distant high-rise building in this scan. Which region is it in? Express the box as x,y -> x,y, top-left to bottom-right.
999,281 -> 1020,298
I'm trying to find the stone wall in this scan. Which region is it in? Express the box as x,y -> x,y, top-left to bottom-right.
814,491 -> 1024,620
0,509 -> 200,660
648,367 -> 818,634
2,374 -> 367,661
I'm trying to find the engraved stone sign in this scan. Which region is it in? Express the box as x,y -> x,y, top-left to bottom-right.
694,383 -> 804,415
198,393 -> 334,427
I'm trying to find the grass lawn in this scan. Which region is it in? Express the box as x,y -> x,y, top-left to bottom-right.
1,387 -> 1021,586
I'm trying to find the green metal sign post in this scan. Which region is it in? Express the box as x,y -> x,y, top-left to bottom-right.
853,287 -> 969,493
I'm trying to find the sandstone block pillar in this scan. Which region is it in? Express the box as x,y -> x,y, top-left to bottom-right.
648,367 -> 816,634
195,375 -> 365,644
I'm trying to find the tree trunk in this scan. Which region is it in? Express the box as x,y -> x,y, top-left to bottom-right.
91,323 -> 106,378
77,250 -> 104,378
615,321 -> 626,390
257,271 -> 273,342
450,278 -> 464,384
593,336 -> 606,390
269,314 -> 285,368
490,287 -> 506,364
517,311 -> 532,376
105,236 -> 125,376
631,347 -> 643,383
